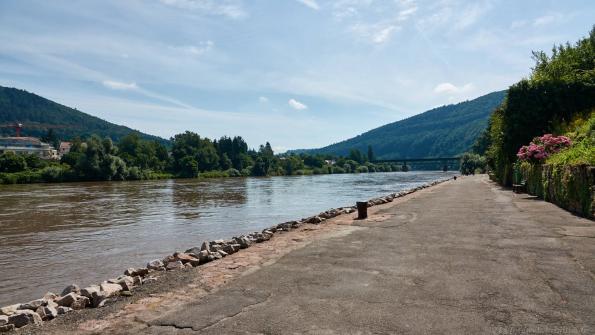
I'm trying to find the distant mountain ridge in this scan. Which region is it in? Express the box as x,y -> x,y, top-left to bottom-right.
0,86 -> 168,144
291,90 -> 506,159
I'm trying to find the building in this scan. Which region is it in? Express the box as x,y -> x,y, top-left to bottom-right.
0,137 -> 59,159
59,141 -> 72,156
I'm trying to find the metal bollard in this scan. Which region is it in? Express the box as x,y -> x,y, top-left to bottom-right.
356,201 -> 368,219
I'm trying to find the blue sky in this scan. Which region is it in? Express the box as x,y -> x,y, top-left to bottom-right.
0,0 -> 593,152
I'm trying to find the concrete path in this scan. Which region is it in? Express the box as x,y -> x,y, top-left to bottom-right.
143,175 -> 594,334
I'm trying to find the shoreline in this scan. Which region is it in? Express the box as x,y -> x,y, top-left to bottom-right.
2,177 -> 454,333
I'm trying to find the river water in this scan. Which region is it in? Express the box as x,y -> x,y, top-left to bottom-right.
0,171 -> 456,306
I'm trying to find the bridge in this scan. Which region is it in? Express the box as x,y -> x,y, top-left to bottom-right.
372,157 -> 461,171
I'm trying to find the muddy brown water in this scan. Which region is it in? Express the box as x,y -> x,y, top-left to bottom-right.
0,171 -> 456,306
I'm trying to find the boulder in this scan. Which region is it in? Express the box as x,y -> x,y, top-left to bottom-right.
221,244 -> 238,254
200,241 -> 211,253
56,306 -> 72,315
80,285 -> 101,299
197,250 -> 210,262
55,293 -> 78,307
217,250 -> 228,258
0,324 -> 14,332
8,310 -> 42,328
132,276 -> 143,286
0,304 -> 20,316
173,252 -> 199,264
90,291 -> 109,308
0,315 -> 7,326
124,267 -> 149,277
18,299 -> 46,311
100,283 -> 122,297
162,255 -> 176,264
147,259 -> 164,270
184,246 -> 202,255
60,284 -> 80,296
306,216 -> 323,224
71,296 -> 89,310
35,304 -> 58,321
166,261 -> 184,271
43,292 -> 58,301
233,237 -> 251,249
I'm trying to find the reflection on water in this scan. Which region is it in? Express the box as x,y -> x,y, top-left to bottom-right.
0,171 -> 455,306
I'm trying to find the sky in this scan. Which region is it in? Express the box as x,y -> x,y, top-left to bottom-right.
0,1 -> 593,152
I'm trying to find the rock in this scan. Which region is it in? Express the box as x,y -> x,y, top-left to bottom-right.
197,250 -> 210,262
80,285 -> 101,299
166,261 -> 184,271
0,315 -> 7,326
35,304 -> 57,321
162,255 -> 176,264
55,293 -> 78,307
124,267 -> 149,277
184,246 -> 202,255
56,306 -> 72,315
42,292 -> 58,301
221,244 -> 238,254
61,284 -> 80,296
217,250 -> 228,257
8,310 -> 42,328
0,305 -> 19,316
306,216 -> 323,224
72,296 -> 89,310
90,291 -> 109,308
201,241 -> 212,252
147,259 -> 164,270
233,236 -> 251,249
18,299 -> 46,311
115,275 -> 135,290
0,324 -> 15,333
184,263 -> 193,269
132,276 -> 143,286
173,252 -> 199,264
121,291 -> 132,297
100,283 -> 122,297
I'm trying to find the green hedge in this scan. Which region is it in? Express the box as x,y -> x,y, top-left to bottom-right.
520,163 -> 594,218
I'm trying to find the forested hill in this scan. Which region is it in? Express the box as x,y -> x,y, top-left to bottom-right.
0,86 -> 168,144
294,90 -> 506,159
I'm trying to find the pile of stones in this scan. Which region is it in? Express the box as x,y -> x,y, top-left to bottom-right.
0,178 -> 448,332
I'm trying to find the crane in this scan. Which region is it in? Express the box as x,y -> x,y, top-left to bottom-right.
0,122 -> 71,137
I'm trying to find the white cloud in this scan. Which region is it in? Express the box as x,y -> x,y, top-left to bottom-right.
296,0 -> 320,10
159,0 -> 247,19
533,14 -> 560,26
372,26 -> 398,44
288,98 -> 308,110
433,82 -> 474,95
259,96 -> 269,103
182,41 -> 214,56
351,22 -> 401,44
102,80 -> 138,90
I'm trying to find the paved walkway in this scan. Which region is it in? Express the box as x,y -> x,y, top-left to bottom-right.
141,175 -> 594,334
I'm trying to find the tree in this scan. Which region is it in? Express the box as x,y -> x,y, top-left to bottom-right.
349,149 -> 364,164
367,145 -> 375,162
460,153 -> 486,175
0,152 -> 27,173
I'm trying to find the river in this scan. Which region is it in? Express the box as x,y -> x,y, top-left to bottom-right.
0,171 -> 456,306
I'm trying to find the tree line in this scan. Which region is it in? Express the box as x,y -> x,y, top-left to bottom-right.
0,131 -> 406,184
470,26 -> 595,185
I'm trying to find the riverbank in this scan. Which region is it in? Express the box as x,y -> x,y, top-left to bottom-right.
9,174 -> 595,334
1,176 -> 452,332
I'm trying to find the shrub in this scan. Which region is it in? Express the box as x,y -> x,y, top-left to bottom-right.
355,166 -> 369,173
517,134 -> 571,162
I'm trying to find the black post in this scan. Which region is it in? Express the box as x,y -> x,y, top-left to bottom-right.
356,201 -> 368,219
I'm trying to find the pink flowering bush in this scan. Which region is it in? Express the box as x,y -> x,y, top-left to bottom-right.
517,134 -> 571,162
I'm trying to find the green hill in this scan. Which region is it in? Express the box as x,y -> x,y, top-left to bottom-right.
0,86 -> 168,144
295,90 -> 506,159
